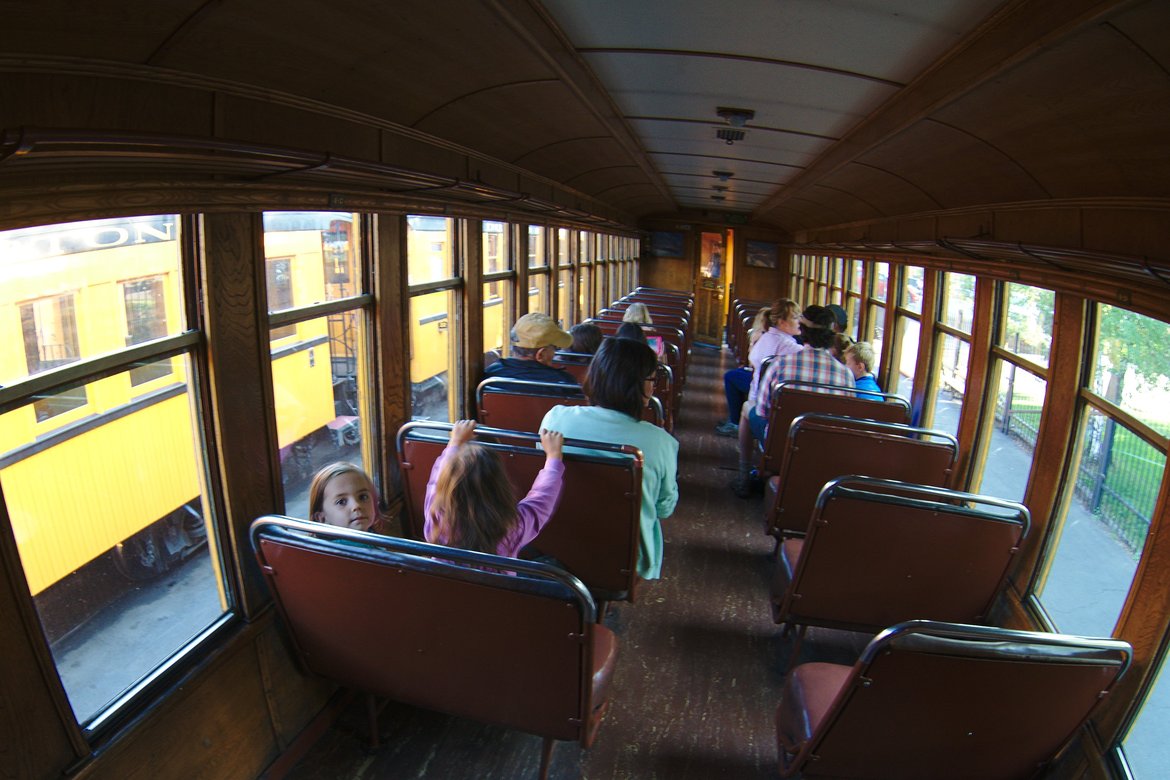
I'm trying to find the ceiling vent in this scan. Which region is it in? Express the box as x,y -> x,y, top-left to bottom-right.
710,194 -> 726,201
712,170 -> 734,181
716,106 -> 755,127
716,128 -> 745,145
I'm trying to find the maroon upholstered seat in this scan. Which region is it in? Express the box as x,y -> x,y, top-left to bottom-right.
396,421 -> 643,602
476,377 -> 664,430
776,620 -> 1131,779
251,516 -> 618,780
771,476 -> 1029,664
764,414 -> 957,539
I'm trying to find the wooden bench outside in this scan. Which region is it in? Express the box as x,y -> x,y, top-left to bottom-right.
250,515 -> 618,780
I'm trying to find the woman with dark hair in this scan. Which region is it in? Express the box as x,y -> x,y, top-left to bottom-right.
615,321 -> 648,344
568,322 -> 603,354
540,338 -> 679,581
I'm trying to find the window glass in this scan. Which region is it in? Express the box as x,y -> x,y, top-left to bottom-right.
1,216 -> 223,729
929,333 -> 969,437
271,312 -> 367,519
850,260 -> 863,294
1039,409 -> 1161,636
528,225 -> 547,269
409,289 -> 456,422
406,215 -> 456,285
557,227 -> 571,267
1123,652 -> 1170,778
1092,305 -> 1170,434
867,304 -> 885,376
557,268 -> 574,328
1000,282 -> 1055,368
579,265 -> 592,320
263,212 -> 361,304
895,317 -> 919,401
902,266 -> 924,315
872,262 -> 889,303
483,221 -> 509,275
976,359 -> 1046,503
528,272 -> 549,317
123,278 -> 173,386
483,280 -> 513,363
942,272 -> 976,333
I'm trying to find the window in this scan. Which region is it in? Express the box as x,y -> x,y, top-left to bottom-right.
263,212 -> 373,518
528,225 -> 547,269
927,273 -> 976,436
1037,305 -> 1168,639
483,222 -> 515,362
407,215 -> 461,422
974,283 -> 1052,503
123,277 -> 173,386
557,268 -> 574,328
0,215 -> 224,731
20,294 -> 87,420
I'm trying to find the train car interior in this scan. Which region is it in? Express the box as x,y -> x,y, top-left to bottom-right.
2,1 -> 1170,778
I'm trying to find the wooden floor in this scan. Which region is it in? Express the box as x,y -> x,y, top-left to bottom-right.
281,345 -> 867,780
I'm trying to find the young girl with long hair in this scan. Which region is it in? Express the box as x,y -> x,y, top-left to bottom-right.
424,420 -> 565,557
308,462 -> 385,533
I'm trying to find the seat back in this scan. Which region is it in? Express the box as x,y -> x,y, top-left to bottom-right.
552,352 -> 591,383
779,620 -> 1131,779
396,422 -> 643,598
250,516 -> 606,743
766,415 -> 957,538
761,380 -> 911,475
477,378 -> 587,431
774,477 -> 1029,631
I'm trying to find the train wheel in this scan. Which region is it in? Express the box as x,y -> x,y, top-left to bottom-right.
113,526 -> 170,581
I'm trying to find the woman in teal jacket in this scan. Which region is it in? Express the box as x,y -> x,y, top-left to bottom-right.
540,336 -> 680,580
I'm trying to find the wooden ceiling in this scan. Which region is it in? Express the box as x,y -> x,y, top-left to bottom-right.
1,0 -> 1168,236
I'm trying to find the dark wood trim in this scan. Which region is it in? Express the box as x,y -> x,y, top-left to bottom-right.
462,219 -> 485,418
200,212 -> 282,617
373,214 -> 410,501
1015,293 -> 1086,589
953,276 -> 996,492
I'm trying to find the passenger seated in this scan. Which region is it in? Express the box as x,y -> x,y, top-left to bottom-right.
569,322 -> 603,355
308,462 -> 386,534
733,306 -> 855,498
716,298 -> 801,438
424,420 -> 565,557
621,302 -> 653,324
540,338 -> 679,581
826,302 -> 849,335
483,312 -> 578,390
845,341 -> 882,400
829,332 -> 854,363
615,321 -> 648,344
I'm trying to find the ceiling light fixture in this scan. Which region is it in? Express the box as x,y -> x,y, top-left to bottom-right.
712,184 -> 729,192
716,106 -> 755,128
712,170 -> 734,182
716,128 -> 745,145
710,194 -> 726,201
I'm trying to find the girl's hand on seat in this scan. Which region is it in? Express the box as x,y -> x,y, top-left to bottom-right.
539,428 -> 564,461
450,419 -> 477,447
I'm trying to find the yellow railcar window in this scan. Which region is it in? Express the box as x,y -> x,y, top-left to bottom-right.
0,216 -> 225,730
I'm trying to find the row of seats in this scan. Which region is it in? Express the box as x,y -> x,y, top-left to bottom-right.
251,286 -> 692,779
722,293 -> 1134,778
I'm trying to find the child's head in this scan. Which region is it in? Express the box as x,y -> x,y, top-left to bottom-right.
569,322 -> 603,354
309,462 -> 379,532
429,443 -> 517,554
615,321 -> 648,345
622,302 -> 653,325
830,332 -> 854,363
844,341 -> 875,378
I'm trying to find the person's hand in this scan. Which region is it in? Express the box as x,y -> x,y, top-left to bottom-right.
450,419 -> 477,447
539,428 -> 564,461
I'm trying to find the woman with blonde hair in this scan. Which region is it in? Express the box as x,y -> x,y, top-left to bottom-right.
621,302 -> 653,325
716,298 -> 803,437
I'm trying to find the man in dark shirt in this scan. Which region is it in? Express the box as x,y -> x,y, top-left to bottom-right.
483,312 -> 578,389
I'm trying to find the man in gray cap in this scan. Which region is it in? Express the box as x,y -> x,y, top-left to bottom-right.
483,312 -> 578,387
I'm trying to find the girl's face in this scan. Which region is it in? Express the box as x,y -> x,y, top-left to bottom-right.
315,472 -> 376,531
